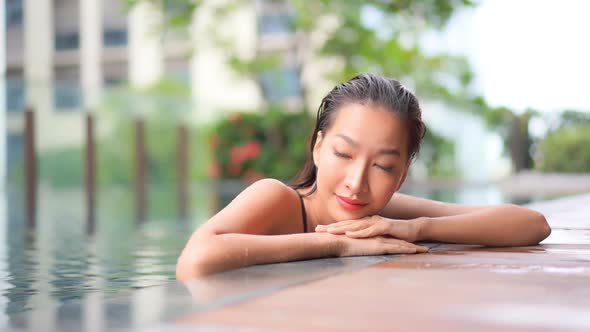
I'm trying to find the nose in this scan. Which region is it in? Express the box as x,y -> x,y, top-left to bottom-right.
344,160 -> 369,194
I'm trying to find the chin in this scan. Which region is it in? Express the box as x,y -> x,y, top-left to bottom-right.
332,208 -> 369,221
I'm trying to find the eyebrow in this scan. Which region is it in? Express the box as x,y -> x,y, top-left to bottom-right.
335,134 -> 401,157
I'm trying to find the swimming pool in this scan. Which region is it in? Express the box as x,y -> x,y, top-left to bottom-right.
0,180 -> 573,326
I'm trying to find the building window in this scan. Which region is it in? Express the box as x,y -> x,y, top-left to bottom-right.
104,77 -> 125,87
259,66 -> 302,102
55,32 -> 80,50
54,83 -> 82,110
6,79 -> 25,113
54,67 -> 81,110
104,29 -> 128,47
5,0 -> 23,28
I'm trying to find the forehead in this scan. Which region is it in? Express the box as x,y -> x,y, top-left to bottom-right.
327,103 -> 409,155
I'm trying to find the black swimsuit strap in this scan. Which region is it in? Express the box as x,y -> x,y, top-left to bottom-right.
296,191 -> 308,233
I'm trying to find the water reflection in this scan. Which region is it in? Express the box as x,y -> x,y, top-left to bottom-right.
1,186 -> 197,320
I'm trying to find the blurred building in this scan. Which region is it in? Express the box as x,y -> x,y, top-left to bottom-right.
3,0 -> 308,181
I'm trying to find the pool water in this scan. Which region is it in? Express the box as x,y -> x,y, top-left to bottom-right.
1,186 -> 197,318
0,181 -> 566,321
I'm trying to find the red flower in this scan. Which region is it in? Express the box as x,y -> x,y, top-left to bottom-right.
228,141 -> 262,177
229,146 -> 245,166
242,142 -> 261,159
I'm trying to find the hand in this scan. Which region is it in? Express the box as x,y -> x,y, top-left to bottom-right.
337,235 -> 429,257
316,215 -> 425,243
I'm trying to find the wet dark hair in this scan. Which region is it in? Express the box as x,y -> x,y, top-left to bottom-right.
290,73 -> 426,195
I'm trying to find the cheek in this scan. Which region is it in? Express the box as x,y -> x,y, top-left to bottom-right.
369,172 -> 398,203
317,155 -> 343,188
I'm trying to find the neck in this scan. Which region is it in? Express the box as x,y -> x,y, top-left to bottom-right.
300,184 -> 332,231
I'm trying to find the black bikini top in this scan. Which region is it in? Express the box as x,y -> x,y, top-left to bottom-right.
295,190 -> 308,233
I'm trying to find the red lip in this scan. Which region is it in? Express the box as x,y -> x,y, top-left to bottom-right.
336,195 -> 368,211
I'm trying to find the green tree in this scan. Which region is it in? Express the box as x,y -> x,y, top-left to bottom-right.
535,110 -> 590,173
537,125 -> 590,173
126,0 -> 474,177
39,77 -> 210,188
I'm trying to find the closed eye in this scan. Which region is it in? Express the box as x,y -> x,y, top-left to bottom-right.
376,164 -> 394,173
334,150 -> 351,159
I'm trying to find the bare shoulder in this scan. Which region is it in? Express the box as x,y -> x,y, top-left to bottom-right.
197,178 -> 301,236
380,192 -> 487,220
241,179 -> 298,207
248,178 -> 294,196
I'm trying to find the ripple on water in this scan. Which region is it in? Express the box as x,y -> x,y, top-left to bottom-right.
1,222 -> 188,315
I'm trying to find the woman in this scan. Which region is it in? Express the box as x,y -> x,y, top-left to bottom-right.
176,73 -> 551,280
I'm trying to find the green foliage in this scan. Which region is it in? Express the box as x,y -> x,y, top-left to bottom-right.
121,0 -> 481,180
38,120 -> 211,188
210,106 -> 313,182
537,125 -> 590,173
125,0 -> 200,28
292,0 -> 475,100
39,148 -> 83,187
129,0 -> 476,102
210,107 -> 456,181
535,111 -> 590,173
550,110 -> 590,130
38,78 -> 210,188
220,1 -> 477,107
417,129 -> 456,177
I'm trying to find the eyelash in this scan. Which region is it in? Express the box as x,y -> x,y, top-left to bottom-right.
333,150 -> 394,173
334,151 -> 351,159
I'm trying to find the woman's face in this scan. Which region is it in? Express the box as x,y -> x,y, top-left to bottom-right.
312,102 -> 410,222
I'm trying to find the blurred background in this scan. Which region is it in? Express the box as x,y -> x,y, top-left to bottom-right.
1,0 -> 590,326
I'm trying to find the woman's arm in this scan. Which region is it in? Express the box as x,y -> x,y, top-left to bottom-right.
377,192 -> 552,246
177,230 -> 427,280
380,192 -> 488,219
177,179 -> 427,280
177,178 -> 312,280
176,231 -> 339,280
416,204 -> 551,246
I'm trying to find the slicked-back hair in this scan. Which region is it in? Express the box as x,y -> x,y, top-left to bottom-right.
290,73 -> 426,195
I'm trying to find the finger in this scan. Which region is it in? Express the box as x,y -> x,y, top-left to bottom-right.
314,225 -> 326,232
397,240 -> 429,253
386,245 -> 417,254
384,238 -> 428,253
345,227 -> 378,238
328,223 -> 369,234
327,222 -> 365,234
326,226 -> 350,234
404,243 -> 429,253
323,219 -> 358,228
416,245 -> 429,253
315,220 -> 355,232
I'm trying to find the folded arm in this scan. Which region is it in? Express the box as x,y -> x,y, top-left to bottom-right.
176,180 -> 427,280
176,231 -> 339,280
416,204 -> 551,246
381,193 -> 551,246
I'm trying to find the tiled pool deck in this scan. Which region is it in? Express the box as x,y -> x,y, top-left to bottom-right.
5,193 -> 590,331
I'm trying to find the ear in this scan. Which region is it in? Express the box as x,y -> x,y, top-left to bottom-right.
312,131 -> 324,168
